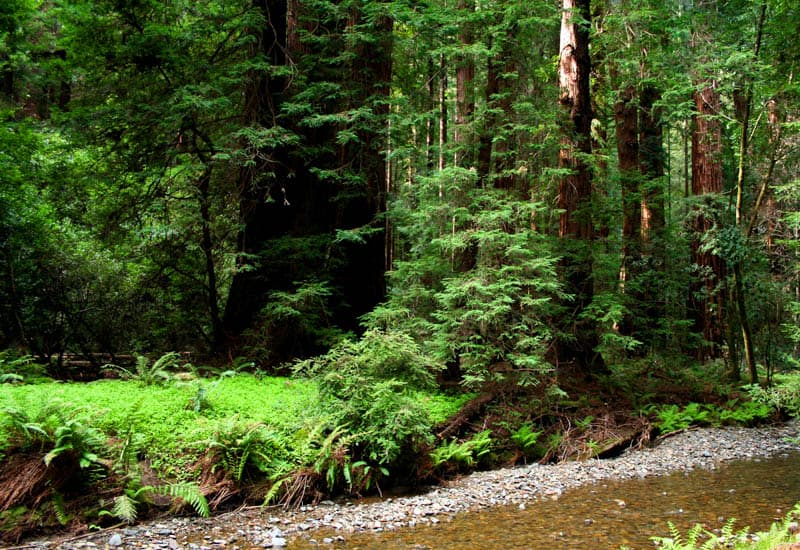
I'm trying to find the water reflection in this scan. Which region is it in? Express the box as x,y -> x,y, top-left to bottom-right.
292,453 -> 800,549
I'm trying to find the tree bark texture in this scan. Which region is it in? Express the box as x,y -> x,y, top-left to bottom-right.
615,84 -> 640,338
557,0 -> 603,373
690,82 -> 727,360
454,0 -> 475,167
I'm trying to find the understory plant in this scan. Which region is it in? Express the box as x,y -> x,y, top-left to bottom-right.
1,401 -> 107,470
648,502 -> 800,549
0,352 -> 47,384
366,182 -> 563,389
103,352 -> 190,386
510,422 -> 543,460
746,372 -> 800,418
431,430 -> 494,471
294,329 -> 440,480
203,416 -> 293,484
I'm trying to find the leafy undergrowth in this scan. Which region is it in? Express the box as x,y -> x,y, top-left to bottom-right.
0,357 -> 792,545
0,373 -> 471,544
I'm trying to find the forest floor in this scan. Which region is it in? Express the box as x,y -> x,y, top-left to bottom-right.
16,421 -> 800,550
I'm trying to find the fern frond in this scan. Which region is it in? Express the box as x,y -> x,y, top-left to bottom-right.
154,483 -> 209,517
52,492 -> 69,526
111,494 -> 138,524
264,476 -> 289,505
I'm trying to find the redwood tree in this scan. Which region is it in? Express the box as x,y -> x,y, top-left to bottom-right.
689,81 -> 727,360
223,0 -> 392,363
557,0 -> 603,373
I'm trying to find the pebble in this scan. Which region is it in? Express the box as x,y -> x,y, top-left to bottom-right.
23,421 -> 800,550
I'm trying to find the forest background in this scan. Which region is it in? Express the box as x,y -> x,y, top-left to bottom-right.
2,0 -> 800,541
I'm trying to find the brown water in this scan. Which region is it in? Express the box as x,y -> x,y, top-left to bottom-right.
291,453 -> 800,549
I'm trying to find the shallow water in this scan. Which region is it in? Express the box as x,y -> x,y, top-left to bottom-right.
292,453 -> 800,549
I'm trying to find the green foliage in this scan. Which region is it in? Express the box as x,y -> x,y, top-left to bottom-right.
0,405 -> 51,450
295,329 -> 440,466
247,281 -> 350,365
431,430 -> 494,470
370,186 -> 563,388
0,351 -> 48,384
718,399 -> 772,426
44,416 -> 107,469
651,503 -> 800,549
153,483 -> 209,518
1,400 -> 107,470
104,352 -> 189,386
647,403 -> 714,434
746,372 -> 800,418
510,423 -> 543,458
204,417 -> 293,483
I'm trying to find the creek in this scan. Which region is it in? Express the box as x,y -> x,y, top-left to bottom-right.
290,452 -> 800,549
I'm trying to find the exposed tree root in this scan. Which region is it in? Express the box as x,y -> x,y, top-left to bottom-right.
0,454 -> 50,512
436,393 -> 495,441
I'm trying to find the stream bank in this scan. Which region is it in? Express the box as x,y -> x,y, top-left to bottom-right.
22,421 -> 800,549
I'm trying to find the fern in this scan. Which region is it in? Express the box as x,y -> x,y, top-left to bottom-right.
1,406 -> 50,449
510,423 -> 542,457
431,431 -> 493,469
44,418 -> 107,469
102,493 -> 139,524
153,483 -> 209,517
52,492 -> 69,526
104,352 -> 188,386
263,476 -> 290,505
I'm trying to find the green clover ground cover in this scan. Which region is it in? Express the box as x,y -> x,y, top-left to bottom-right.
0,374 -> 470,479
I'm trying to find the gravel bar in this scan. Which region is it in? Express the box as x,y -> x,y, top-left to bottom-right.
21,421 -> 800,549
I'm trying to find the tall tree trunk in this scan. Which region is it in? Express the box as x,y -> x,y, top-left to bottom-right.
639,85 -> 665,244
557,0 -> 603,373
731,0 -> 767,384
223,0 -> 390,362
223,0 -> 290,339
638,84 -> 666,339
438,54 -> 448,173
615,84 -> 640,338
689,82 -> 726,360
477,41 -> 498,186
197,166 -> 224,351
454,0 -> 475,167
426,57 -> 436,170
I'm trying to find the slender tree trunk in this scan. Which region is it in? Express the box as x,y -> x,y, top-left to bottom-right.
197,166 -> 224,351
615,85 -> 640,337
557,0 -> 603,373
638,84 -> 666,341
731,0 -> 767,383
477,41 -> 498,186
639,85 -> 665,244
438,54 -> 448,174
426,57 -> 435,170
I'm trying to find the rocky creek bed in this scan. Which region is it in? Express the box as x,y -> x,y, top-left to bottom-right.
17,421 -> 800,550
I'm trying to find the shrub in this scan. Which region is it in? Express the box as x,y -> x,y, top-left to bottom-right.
746,372 -> 800,418
295,329 -> 440,468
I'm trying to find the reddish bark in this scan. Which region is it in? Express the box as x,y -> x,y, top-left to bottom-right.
454,0 -> 475,166
689,82 -> 727,359
557,0 -> 603,373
